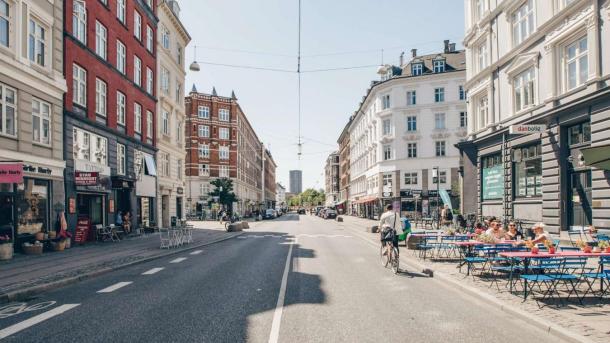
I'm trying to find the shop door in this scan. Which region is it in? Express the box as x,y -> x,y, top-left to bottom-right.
77,194 -> 105,226
176,197 -> 182,219
568,170 -> 592,228
161,195 -> 169,227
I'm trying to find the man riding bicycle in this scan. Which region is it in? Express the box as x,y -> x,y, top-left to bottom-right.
379,204 -> 403,256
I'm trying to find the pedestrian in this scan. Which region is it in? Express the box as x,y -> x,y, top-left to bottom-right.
123,211 -> 131,234
116,211 -> 123,226
441,205 -> 453,227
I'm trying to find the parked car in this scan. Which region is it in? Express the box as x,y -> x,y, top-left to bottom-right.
324,209 -> 337,219
263,209 -> 276,220
298,208 -> 306,214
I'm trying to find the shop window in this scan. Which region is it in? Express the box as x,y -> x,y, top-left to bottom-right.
567,122 -> 591,146
513,144 -> 542,197
481,154 -> 503,200
17,178 -> 49,235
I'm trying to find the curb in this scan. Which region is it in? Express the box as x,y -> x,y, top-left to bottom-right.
0,231 -> 243,305
340,220 -> 593,343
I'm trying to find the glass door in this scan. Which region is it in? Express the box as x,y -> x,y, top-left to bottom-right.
568,170 -> 592,228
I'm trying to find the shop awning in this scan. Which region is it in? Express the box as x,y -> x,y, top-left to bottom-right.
581,144 -> 610,170
144,154 -> 157,176
354,196 -> 378,204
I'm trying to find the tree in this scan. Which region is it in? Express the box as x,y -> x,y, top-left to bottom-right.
209,178 -> 237,211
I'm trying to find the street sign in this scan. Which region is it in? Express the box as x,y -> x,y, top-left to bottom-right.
383,192 -> 391,197
509,124 -> 546,135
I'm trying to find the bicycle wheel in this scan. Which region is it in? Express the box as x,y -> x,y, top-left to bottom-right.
391,247 -> 400,274
380,243 -> 389,267
225,222 -> 230,232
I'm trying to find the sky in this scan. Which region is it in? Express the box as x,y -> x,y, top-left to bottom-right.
182,0 -> 465,191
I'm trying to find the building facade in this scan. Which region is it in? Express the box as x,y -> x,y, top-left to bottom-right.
349,42 -> 466,219
337,117 -> 352,214
0,0 -> 67,248
236,103 -> 263,216
263,149 -> 277,209
459,0 -> 610,232
156,0 -> 190,227
324,152 -> 340,206
289,170 -> 302,194
276,183 -> 286,208
64,0 -> 158,232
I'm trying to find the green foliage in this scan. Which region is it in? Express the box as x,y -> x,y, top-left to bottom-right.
288,188 -> 326,207
209,178 -> 237,208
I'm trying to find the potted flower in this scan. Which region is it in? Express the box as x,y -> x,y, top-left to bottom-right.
598,240 -> 610,253
575,239 -> 592,253
544,240 -> 556,254
0,235 -> 13,260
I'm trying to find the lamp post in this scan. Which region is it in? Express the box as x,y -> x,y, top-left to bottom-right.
189,45 -> 200,72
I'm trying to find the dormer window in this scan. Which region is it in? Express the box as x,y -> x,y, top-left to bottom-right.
411,63 -> 423,76
433,59 -> 446,73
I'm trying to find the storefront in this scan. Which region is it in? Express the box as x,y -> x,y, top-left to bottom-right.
135,152 -> 157,227
353,196 -> 380,220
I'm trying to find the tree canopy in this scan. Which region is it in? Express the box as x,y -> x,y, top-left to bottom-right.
209,178 -> 237,210
288,188 -> 325,207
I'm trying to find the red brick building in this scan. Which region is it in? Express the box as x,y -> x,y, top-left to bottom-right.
64,0 -> 158,233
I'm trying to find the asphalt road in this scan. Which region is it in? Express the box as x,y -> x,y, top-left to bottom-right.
0,213 -> 560,342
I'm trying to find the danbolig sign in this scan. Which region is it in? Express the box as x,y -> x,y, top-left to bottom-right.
509,124 -> 546,135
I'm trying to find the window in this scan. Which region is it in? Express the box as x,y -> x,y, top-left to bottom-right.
198,106 -> 209,119
433,59 -> 445,73
404,172 -> 418,185
95,21 -> 107,59
382,94 -> 391,109
513,67 -> 535,112
177,159 -> 183,180
134,11 -> 142,40
459,86 -> 465,100
567,122 -> 591,146
116,40 -> 126,74
134,103 -> 142,133
411,63 -> 423,76
514,144 -> 542,197
117,143 -> 126,175
406,91 -> 416,106
28,19 -> 46,66
435,141 -> 446,157
0,84 -> 18,136
383,145 -> 392,160
117,0 -> 125,23
198,144 -> 209,158
162,111 -> 169,135
477,96 -> 488,129
406,116 -> 417,132
73,128 -> 107,165
73,1 -> 87,43
146,26 -> 153,52
198,125 -> 209,137
474,0 -> 487,21
161,67 -> 170,94
434,113 -> 446,130
175,81 -> 182,103
199,183 -> 209,195
73,64 -> 87,106
219,127 -> 229,140
219,146 -> 229,160
434,88 -> 445,102
512,0 -> 535,46
147,110 -> 153,138
219,165 -> 229,178
219,108 -> 230,121
95,78 -> 107,116
116,91 -> 126,125
162,26 -> 170,49
134,56 -> 141,86
459,112 -> 467,128
0,0 -> 9,47
564,36 -> 588,91
477,41 -> 488,72
162,153 -> 170,177
176,121 -> 182,143
176,44 -> 182,65
432,170 -> 447,184
32,99 -> 50,145
199,164 -> 210,176
382,119 -> 392,136
482,154 -> 503,200
146,68 -> 153,94
407,143 -> 417,158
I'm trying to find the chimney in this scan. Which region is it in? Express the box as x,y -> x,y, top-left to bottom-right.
449,43 -> 456,52
444,40 -> 450,53
411,48 -> 417,58
399,52 -> 404,66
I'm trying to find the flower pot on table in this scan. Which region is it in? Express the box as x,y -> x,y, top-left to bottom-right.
0,243 -> 13,260
35,232 -> 45,241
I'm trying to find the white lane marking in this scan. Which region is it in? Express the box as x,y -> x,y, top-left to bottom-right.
97,282 -> 133,293
142,267 -> 164,275
0,304 -> 80,339
169,257 -> 187,263
268,237 -> 296,343
190,250 -> 203,255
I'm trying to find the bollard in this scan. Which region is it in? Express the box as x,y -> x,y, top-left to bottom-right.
336,217 -> 343,222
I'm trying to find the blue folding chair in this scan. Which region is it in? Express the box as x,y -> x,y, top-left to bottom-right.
520,257 -> 564,305
581,256 -> 610,300
549,257 -> 589,305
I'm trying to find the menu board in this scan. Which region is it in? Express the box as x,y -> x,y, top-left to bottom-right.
482,165 -> 504,200
74,217 -> 90,244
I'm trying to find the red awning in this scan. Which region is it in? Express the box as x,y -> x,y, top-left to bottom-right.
354,196 -> 378,204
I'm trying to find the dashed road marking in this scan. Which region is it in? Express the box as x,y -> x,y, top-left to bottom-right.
268,237 -> 296,343
0,304 -> 80,339
170,257 -> 187,263
97,282 -> 133,293
142,267 -> 164,275
190,250 -> 203,255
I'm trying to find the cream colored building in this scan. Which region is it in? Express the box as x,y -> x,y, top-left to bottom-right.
156,0 -> 190,227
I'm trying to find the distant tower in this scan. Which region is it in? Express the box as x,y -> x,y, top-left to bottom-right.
289,170 -> 303,194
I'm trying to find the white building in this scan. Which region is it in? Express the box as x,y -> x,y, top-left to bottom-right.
324,152 -> 340,206
156,0 -> 191,227
276,183 -> 286,207
458,0 -> 610,233
349,41 -> 466,219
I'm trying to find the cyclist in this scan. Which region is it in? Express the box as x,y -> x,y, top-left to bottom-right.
379,204 -> 403,257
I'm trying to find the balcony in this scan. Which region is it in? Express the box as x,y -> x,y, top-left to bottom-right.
402,132 -> 421,141
430,129 -> 450,140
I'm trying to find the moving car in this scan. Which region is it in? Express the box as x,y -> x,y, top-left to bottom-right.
263,209 -> 276,220
324,209 -> 337,219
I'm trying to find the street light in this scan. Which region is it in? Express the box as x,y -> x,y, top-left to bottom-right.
189,45 -> 200,72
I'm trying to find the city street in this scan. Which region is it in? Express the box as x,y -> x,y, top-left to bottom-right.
0,214 -> 556,343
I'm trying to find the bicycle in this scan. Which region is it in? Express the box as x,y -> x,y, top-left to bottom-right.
380,228 -> 399,274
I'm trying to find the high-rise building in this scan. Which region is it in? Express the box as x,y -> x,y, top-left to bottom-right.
289,170 -> 303,194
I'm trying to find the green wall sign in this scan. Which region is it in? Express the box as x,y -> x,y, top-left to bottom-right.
482,165 -> 504,200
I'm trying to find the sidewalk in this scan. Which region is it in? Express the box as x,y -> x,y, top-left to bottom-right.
0,224 -> 244,304
339,215 -> 609,343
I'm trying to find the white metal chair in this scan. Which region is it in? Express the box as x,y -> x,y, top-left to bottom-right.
159,228 -> 171,249
183,225 -> 193,244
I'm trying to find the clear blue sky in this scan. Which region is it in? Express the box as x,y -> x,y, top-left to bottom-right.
182,0 -> 465,191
